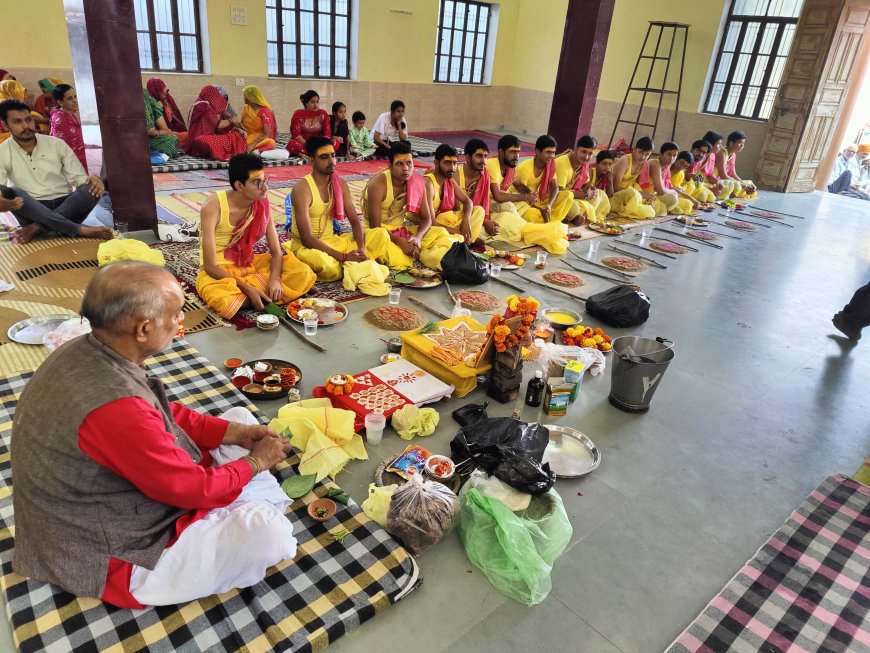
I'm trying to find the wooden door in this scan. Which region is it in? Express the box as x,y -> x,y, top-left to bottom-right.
755,0 -> 870,191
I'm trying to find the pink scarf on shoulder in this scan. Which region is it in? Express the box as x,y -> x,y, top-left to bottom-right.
537,159 -> 557,201
224,197 -> 270,268
470,166 -> 491,216
500,166 -> 516,192
572,163 -> 591,191
439,177 -> 456,213
330,173 -> 345,221
404,174 -> 426,213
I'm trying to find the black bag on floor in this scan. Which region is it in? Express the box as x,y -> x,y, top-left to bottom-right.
585,285 -> 650,328
441,242 -> 489,285
452,401 -> 489,427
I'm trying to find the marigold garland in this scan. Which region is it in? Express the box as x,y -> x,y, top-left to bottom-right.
485,296 -> 539,352
325,374 -> 355,396
562,326 -> 613,351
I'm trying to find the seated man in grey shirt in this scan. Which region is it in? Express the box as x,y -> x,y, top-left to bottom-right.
0,99 -> 112,244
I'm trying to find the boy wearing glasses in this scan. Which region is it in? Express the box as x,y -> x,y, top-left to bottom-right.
196,153 -> 316,318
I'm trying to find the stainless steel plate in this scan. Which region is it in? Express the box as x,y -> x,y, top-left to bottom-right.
7,314 -> 74,345
542,424 -> 601,478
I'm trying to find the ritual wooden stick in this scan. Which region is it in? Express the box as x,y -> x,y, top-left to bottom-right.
685,226 -> 742,240
613,238 -> 678,260
559,258 -> 629,284
606,244 -> 667,269
711,212 -> 771,228
507,270 -> 588,302
567,247 -> 636,278
264,303 -> 327,353
747,205 -> 806,219
653,227 -> 724,249
443,279 -> 458,304
408,295 -> 450,320
735,210 -> 794,227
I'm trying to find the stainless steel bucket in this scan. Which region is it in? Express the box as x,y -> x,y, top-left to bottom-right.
608,336 -> 674,413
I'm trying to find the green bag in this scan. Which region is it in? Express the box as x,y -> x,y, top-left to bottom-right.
458,484 -> 572,605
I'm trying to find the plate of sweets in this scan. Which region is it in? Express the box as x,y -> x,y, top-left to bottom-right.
392,268 -> 442,289
233,358 -> 302,400
587,221 -> 624,236
286,297 -> 348,326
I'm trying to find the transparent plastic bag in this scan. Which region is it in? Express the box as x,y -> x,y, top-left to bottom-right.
458,484 -> 572,605
43,317 -> 91,352
468,469 -> 531,512
536,341 -> 606,377
386,474 -> 459,554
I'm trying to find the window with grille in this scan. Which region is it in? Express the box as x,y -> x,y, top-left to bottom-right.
704,0 -> 803,120
434,1 -> 492,84
134,0 -> 204,72
267,0 -> 352,79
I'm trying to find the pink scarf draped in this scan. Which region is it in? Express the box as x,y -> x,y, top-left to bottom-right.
440,177 -> 456,213
637,160 -> 652,190
661,165 -> 673,190
330,173 -> 345,221
725,153 -> 737,177
470,166 -> 491,216
405,174 -> 425,213
702,153 -> 717,176
572,163 -> 591,191
537,159 -> 557,201
224,197 -> 270,268
500,166 -> 516,192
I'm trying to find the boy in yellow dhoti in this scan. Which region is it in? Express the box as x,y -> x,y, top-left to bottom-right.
700,131 -> 740,200
610,136 -> 660,219
197,154 -> 316,318
362,141 -> 454,270
460,138 -> 568,254
286,136 -> 391,282
512,135 -> 573,223
424,143 -> 488,246
648,142 -> 699,215
717,131 -> 758,199
555,135 -> 611,224
671,140 -> 717,204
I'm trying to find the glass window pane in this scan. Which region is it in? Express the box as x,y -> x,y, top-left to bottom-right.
300,0 -> 313,10
723,23 -> 740,51
283,10 -> 297,42
319,13 -> 331,45
723,85 -> 742,113
467,4 -> 478,29
318,46 -> 332,75
177,0 -> 196,33
741,85 -> 759,115
749,56 -> 768,84
335,16 -> 348,46
733,0 -> 765,15
478,8 -> 488,32
473,59 -> 483,83
461,58 -> 471,83
283,0 -> 296,7
715,53 -> 733,82
153,0 -> 173,32
336,0 -> 349,14
267,9 -> 277,41
284,44 -> 297,75
475,36 -> 485,58
180,35 -> 198,71
267,42 -> 278,75
318,0 -> 330,11
449,59 -> 460,82
443,1 -> 454,29
156,32 -> 176,70
465,32 -> 475,57
437,55 -> 449,81
137,32 -> 152,68
439,28 -> 451,55
452,33 -> 463,56
134,0 -> 150,30
707,82 -> 725,112
767,55 -> 788,87
300,11 -> 314,43
732,53 -> 752,84
779,24 -> 796,53
335,47 -> 347,77
758,23 -> 777,54
759,87 -> 777,118
301,44 -> 315,76
453,3 -> 464,29
741,22 -> 760,53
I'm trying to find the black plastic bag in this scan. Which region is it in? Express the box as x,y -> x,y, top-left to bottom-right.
585,285 -> 650,328
452,401 -> 489,426
441,242 -> 489,284
450,417 -> 555,495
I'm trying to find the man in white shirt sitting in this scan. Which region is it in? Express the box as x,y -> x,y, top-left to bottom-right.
827,143 -> 869,200
0,99 -> 112,244
372,100 -> 409,158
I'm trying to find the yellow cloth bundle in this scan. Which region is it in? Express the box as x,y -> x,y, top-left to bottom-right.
390,404 -> 440,440
361,483 -> 397,527
97,240 -> 166,267
342,260 -> 391,296
269,398 -> 367,481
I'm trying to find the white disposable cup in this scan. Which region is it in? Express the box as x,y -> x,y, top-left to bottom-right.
641,227 -> 651,240
535,250 -> 548,265
388,288 -> 401,305
587,240 -> 600,256
303,317 -> 318,336
490,262 -> 502,278
364,412 -> 386,445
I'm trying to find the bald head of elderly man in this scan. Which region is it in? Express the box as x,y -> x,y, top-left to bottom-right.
11,261 -> 296,608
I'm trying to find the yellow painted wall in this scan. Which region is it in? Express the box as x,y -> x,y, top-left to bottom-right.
206,0 -> 268,77
506,0 -> 568,92
0,1 -> 72,69
356,0 -> 440,83
597,0 -> 730,111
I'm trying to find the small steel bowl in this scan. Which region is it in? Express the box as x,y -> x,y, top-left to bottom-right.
424,454 -> 456,481
541,307 -> 583,330
256,314 -> 279,330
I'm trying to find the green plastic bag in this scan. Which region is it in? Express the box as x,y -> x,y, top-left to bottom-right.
458,484 -> 572,605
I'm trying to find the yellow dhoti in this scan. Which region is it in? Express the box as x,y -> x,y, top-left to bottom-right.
373,223 -> 454,270
708,180 -> 741,200
566,192 -> 611,224
610,188 -> 656,219
434,205 -> 486,241
490,202 -> 568,254
285,228 -> 392,282
516,190 -> 574,224
685,180 -> 715,203
195,252 -> 316,319
731,180 -> 758,199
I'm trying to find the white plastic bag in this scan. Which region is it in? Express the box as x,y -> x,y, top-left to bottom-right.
43,317 -> 91,352
468,469 -> 531,512
536,340 -> 606,377
386,474 -> 459,554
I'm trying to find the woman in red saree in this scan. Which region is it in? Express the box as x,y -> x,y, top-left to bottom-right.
187,85 -> 247,161
286,90 -> 339,157
49,84 -> 88,171
146,78 -> 187,133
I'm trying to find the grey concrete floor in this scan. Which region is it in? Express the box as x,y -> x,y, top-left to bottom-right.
1,189 -> 869,652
